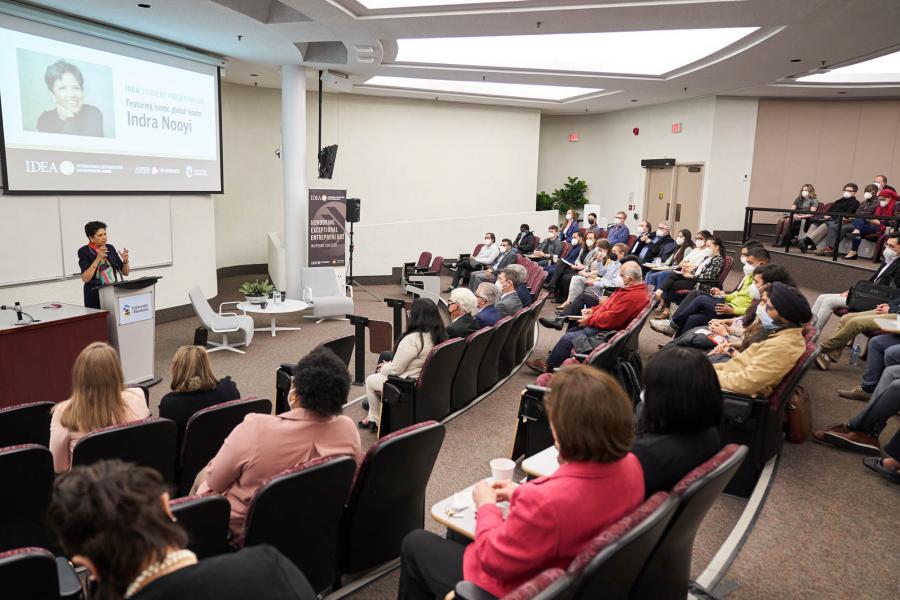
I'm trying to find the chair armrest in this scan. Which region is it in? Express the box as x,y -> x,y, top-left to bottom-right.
721,391 -> 763,424
454,581 -> 498,600
525,384 -> 551,393
695,278 -> 719,286
411,265 -> 430,272
572,353 -> 589,361
219,301 -> 242,315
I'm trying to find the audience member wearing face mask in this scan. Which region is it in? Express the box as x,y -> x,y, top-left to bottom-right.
561,210 -> 580,243
529,225 -> 564,267
512,224 -> 535,254
606,211 -> 631,245
843,187 -> 897,260
467,238 -> 518,293
446,232 -> 500,291
799,183 -> 859,254
546,232 -> 601,303
773,183 -> 818,247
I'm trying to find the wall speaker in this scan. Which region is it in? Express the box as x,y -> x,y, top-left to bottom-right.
347,197 -> 361,223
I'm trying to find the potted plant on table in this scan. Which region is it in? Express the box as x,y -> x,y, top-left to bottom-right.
239,279 -> 275,304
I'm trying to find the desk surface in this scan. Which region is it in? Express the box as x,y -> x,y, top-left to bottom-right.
521,446 -> 560,479
431,481 -> 510,540
0,303 -> 105,333
874,317 -> 900,332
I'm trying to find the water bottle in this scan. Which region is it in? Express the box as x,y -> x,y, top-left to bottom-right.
849,344 -> 861,366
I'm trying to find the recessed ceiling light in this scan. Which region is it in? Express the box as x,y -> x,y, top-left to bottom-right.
630,99 -> 639,102
790,58 -> 802,62
394,28 -> 759,76
137,3 -> 151,7
249,73 -> 259,77
360,76 -> 603,102
359,0 -> 523,8
836,91 -> 848,94
797,50 -> 900,83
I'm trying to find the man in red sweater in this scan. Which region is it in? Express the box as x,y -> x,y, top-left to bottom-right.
526,261 -> 649,372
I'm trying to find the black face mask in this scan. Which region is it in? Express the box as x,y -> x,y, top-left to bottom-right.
588,218 -> 595,224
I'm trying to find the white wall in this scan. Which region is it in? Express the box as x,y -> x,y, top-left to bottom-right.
0,193 -> 217,310
537,96 -> 758,232
215,84 -> 543,274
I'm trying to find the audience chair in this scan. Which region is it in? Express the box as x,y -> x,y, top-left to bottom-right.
274,363 -> 295,414
477,316 -> 515,395
521,291 -> 549,358
407,256 -> 445,300
0,445 -> 55,553
719,326 -> 817,497
337,422 -> 445,585
510,385 -> 554,461
450,327 -> 495,411
169,493 -> 231,559
498,308 -> 532,378
242,455 -> 357,594
401,252 -> 432,286
316,334 -> 356,367
446,243 -> 485,273
300,267 -> 354,322
0,401 -> 53,447
0,547 -> 61,600
188,286 -> 254,354
455,568 -> 570,600
631,445 -> 748,600
178,398 -> 272,495
671,255 -> 733,305
515,300 -> 543,364
71,418 -> 177,484
380,338 -> 466,435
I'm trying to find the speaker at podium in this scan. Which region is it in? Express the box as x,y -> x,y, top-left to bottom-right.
98,275 -> 163,386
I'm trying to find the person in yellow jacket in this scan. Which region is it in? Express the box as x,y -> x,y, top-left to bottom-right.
713,282 -> 811,397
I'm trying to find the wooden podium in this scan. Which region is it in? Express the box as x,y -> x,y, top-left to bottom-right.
0,303 -> 108,408
98,276 -> 162,386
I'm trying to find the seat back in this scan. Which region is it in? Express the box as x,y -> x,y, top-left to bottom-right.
366,320 -> 394,354
316,334 -> 356,367
450,327 -> 494,411
472,243 -> 484,256
300,267 -> 340,297
179,398 -> 272,494
0,445 -> 55,552
0,402 -> 53,448
72,418 -> 178,483
499,308 -> 531,378
429,256 -> 444,274
188,286 -> 216,328
631,445 -> 748,600
416,251 -> 432,267
567,493 -> 678,600
529,268 -> 548,299
515,303 -> 539,364
340,422 -> 445,577
716,255 -> 734,288
244,455 -> 357,593
477,316 -> 514,394
0,548 -> 59,600
626,234 -> 637,247
170,494 -> 231,559
413,338 -> 467,422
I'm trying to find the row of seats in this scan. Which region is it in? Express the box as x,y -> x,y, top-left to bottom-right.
455,444 -> 748,600
0,397 -> 272,496
0,422 -> 446,597
380,292 -> 548,436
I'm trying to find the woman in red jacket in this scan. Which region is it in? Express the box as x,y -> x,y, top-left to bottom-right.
397,366 -> 644,599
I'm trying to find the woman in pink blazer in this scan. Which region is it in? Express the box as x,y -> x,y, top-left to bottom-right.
398,365 -> 644,599
195,348 -> 361,533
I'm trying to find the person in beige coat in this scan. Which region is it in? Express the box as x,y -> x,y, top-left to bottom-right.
196,347 -> 361,533
713,283 -> 811,397
361,299 -> 447,430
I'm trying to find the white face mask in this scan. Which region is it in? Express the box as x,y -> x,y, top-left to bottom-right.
567,213 -> 574,220
864,191 -> 874,200
494,281 -> 503,293
585,239 -> 595,248
740,256 -> 748,265
613,276 -> 625,287
485,238 -> 492,245
843,191 -> 853,199
615,218 -> 625,225
801,190 -> 809,198
743,262 -> 755,276
880,199 -> 889,208
748,283 -> 760,300
884,247 -> 898,261
656,229 -> 666,238
675,237 -> 684,246
695,239 -> 705,248
875,181 -> 884,189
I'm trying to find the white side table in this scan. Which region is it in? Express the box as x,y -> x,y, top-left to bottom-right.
236,299 -> 308,337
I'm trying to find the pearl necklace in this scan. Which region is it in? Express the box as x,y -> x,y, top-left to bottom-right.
124,549 -> 196,598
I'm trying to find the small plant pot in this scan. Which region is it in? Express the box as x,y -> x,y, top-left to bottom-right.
244,294 -> 267,304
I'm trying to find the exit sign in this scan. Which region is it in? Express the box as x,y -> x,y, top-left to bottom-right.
671,122 -> 682,133
568,133 -> 580,142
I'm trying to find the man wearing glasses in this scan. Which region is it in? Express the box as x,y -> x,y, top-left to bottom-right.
799,183 -> 859,254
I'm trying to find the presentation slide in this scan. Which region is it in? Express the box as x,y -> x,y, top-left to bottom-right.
0,16 -> 222,193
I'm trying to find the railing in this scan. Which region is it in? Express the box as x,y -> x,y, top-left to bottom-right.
742,206 -> 889,262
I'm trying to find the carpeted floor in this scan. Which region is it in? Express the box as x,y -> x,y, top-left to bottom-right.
150,271 -> 899,599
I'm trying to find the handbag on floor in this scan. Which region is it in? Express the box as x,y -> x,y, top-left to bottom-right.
784,385 -> 812,444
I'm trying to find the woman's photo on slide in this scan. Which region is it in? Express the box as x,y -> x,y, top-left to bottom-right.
16,48 -> 115,139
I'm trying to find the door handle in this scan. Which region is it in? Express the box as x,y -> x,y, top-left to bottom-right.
675,203 -> 682,222
665,204 -> 670,220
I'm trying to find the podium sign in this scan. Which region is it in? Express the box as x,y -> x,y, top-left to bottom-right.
98,276 -> 161,385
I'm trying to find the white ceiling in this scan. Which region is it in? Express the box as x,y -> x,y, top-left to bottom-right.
21,0 -> 900,114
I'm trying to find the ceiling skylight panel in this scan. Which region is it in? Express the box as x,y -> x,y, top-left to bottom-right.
797,50 -> 900,83
360,75 -> 603,101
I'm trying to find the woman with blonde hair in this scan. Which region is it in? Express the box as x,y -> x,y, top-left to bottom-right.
50,342 -> 150,473
158,345 -> 240,450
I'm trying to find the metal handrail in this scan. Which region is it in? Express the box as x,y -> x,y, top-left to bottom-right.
742,206 -> 893,262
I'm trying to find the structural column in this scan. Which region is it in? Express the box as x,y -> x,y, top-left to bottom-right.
281,64 -> 308,299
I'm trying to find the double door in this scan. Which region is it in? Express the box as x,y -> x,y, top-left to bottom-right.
643,164 -> 704,234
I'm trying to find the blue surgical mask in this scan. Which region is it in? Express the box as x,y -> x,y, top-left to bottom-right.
756,304 -> 779,330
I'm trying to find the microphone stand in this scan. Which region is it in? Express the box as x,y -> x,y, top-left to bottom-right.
1,304 -> 38,325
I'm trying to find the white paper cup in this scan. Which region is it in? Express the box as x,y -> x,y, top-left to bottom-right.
490,458 -> 516,482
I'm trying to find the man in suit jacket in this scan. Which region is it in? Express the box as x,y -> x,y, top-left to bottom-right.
513,224 -> 536,255
475,282 -> 502,327
469,238 -> 517,291
606,212 -> 631,246
811,231 -> 900,332
641,222 -> 677,264
447,288 -> 481,338
495,267 -> 524,317
507,264 -> 533,306
628,221 -> 653,257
